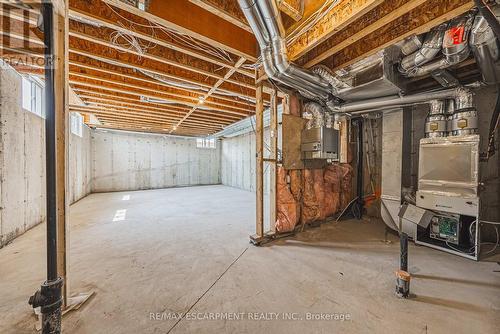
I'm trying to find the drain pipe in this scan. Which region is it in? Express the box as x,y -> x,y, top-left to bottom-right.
28,3 -> 63,333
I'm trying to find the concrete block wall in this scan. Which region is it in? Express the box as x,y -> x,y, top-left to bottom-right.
91,129 -> 221,192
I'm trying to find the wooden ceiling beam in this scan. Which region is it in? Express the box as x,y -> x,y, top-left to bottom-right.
69,66 -> 254,113
71,88 -> 241,121
70,106 -> 224,130
78,96 -> 240,123
288,0 -> 384,60
69,59 -> 255,107
68,25 -> 256,91
68,42 -> 259,100
189,0 -> 250,32
78,99 -> 237,125
88,116 -> 220,133
92,123 -> 216,136
68,52 -> 258,102
99,0 -> 258,60
68,79 -> 251,117
67,5 -> 254,77
172,57 -> 247,133
297,0 -> 428,68
321,0 -> 474,71
278,0 -> 304,22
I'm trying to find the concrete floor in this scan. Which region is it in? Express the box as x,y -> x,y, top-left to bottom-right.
0,185 -> 499,333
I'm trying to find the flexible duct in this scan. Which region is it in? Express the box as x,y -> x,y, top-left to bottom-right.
303,102 -> 325,129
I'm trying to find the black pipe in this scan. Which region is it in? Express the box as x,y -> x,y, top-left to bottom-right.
43,1 -> 57,283
28,3 -> 63,333
474,0 -> 500,39
396,231 -> 410,298
351,118 -> 364,220
485,85 -> 500,159
400,232 -> 408,272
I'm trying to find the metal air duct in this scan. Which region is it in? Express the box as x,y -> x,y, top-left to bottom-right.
470,4 -> 500,84
238,0 -> 335,105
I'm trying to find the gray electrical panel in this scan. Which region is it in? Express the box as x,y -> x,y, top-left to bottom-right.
301,126 -> 339,160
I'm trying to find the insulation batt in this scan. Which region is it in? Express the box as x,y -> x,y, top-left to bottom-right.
275,167 -> 298,232
301,169 -> 321,224
323,166 -> 339,217
275,164 -> 353,231
339,164 -> 354,209
289,170 -> 302,226
313,169 -> 326,220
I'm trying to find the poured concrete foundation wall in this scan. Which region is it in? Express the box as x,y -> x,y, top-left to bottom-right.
91,129 -> 221,192
0,67 -> 45,247
220,127 -> 278,193
0,66 -> 93,247
221,131 -> 257,192
69,126 -> 92,203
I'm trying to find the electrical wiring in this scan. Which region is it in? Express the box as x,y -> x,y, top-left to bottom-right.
483,226 -> 499,255
446,241 -> 476,254
444,220 -> 500,255
104,2 -> 235,64
480,219 -> 500,225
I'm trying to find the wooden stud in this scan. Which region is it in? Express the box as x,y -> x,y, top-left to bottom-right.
268,89 -> 278,233
254,82 -> 264,240
54,2 -> 69,308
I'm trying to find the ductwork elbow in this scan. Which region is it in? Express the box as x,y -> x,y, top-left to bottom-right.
401,12 -> 476,78
400,24 -> 447,73
470,4 -> 500,84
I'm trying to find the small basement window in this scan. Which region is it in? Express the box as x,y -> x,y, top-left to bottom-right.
22,75 -> 44,118
70,112 -> 84,137
196,137 -> 216,149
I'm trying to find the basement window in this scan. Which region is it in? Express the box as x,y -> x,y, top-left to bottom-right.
22,75 -> 44,118
196,137 -> 216,149
70,112 -> 84,137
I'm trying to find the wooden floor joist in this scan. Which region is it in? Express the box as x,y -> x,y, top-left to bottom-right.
288,0 -> 384,60
4,0 -> 479,136
319,0 -> 474,71
68,5 -> 254,77
68,78 -> 252,117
